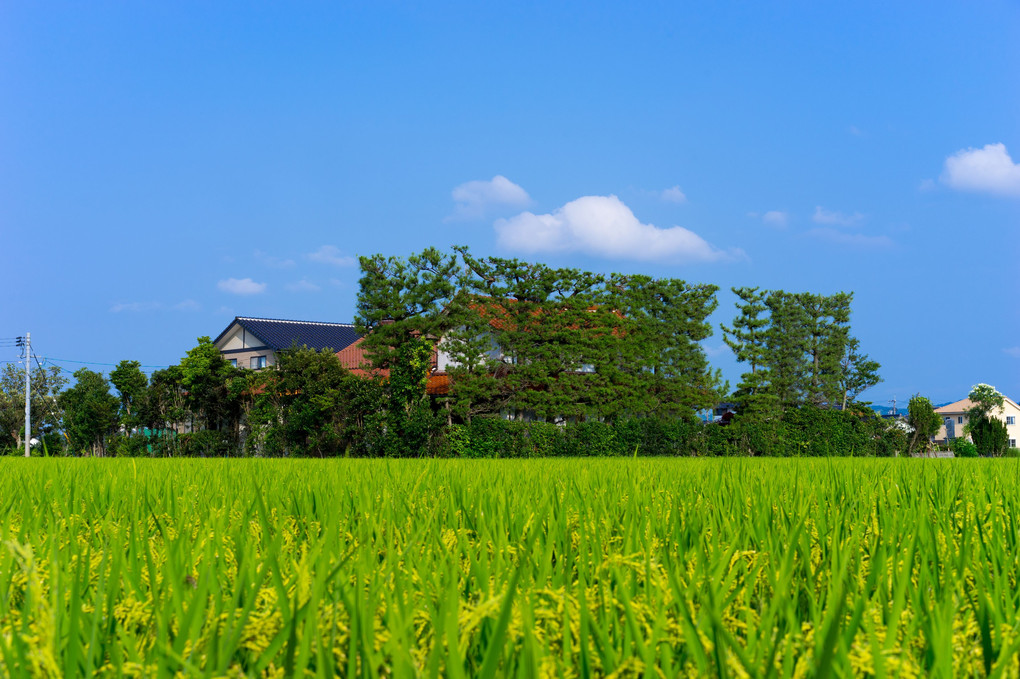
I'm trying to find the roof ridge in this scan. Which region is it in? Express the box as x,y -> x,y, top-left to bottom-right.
236,316 -> 356,327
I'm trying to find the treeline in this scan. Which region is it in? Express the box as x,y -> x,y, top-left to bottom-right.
3,347 -> 905,458
0,247 -> 914,458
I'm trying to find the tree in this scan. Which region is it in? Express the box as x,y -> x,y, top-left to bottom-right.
839,337 -> 882,410
60,368 -> 118,456
455,255 -> 614,421
726,288 -> 879,417
611,274 -> 724,418
140,366 -> 187,432
355,247 -> 462,370
967,383 -> 1005,419
255,347 -> 386,457
800,292 -> 852,408
970,416 -> 1009,457
109,360 -> 148,429
966,384 -> 1009,456
763,291 -> 810,408
721,287 -> 780,420
907,394 -> 941,456
0,362 -> 67,451
179,337 -> 238,431
386,336 -> 441,455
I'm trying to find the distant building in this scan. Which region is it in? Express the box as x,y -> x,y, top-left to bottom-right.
213,316 -> 361,369
934,396 -> 1020,448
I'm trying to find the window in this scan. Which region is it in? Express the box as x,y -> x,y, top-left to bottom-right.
1007,416 -> 1016,425
250,355 -> 267,369
1011,439 -> 1017,448
229,358 -> 237,367
958,416 -> 963,424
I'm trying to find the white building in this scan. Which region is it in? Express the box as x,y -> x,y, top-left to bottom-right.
934,396 -> 1020,449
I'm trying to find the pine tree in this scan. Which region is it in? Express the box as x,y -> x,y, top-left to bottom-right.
764,291 -> 810,408
721,286 -> 779,418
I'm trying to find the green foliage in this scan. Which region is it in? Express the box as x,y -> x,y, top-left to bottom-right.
263,346 -> 386,457
140,365 -> 188,434
799,291 -> 852,408
59,368 -> 119,456
721,286 -> 780,420
967,383 -> 1005,419
970,415 -> 1009,457
355,247 -> 462,370
950,437 -> 978,458
441,249 -> 725,421
0,362 -> 67,450
839,337 -> 882,410
725,289 -> 879,421
386,336 -> 443,456
177,430 -> 237,457
179,336 -> 239,431
107,432 -> 151,457
763,290 -> 810,407
907,395 -> 941,455
109,359 -> 148,429
430,409 -> 898,459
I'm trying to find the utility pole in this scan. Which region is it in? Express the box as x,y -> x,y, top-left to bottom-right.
20,332 -> 30,457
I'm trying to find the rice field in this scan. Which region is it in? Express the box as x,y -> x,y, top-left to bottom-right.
1,457 -> 1019,677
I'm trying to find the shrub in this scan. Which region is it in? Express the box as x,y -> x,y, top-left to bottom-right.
950,437 -> 978,458
178,430 -> 236,457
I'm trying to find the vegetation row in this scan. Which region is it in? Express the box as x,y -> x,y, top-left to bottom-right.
2,248 -> 1011,457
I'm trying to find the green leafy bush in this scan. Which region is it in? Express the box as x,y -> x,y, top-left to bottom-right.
950,437 -> 978,458
178,430 -> 236,457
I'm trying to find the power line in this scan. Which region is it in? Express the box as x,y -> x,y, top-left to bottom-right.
39,356 -> 171,370
29,351 -> 67,447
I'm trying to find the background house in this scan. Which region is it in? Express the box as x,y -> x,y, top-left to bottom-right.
934,396 -> 1020,448
213,316 -> 362,369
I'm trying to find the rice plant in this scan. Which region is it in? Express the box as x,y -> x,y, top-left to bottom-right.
0,458 -> 1017,676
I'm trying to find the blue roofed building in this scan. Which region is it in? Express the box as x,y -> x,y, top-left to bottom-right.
212,316 -> 362,369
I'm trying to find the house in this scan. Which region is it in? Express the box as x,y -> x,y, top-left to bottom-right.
213,316 -> 362,369
934,396 -> 1020,448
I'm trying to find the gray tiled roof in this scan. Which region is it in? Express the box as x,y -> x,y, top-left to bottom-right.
218,317 -> 362,353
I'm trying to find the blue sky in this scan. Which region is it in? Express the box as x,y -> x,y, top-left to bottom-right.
2,1 -> 1018,406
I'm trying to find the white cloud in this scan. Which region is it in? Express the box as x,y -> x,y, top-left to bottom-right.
941,143 -> 1020,196
448,175 -> 531,220
174,299 -> 201,312
812,206 -> 866,226
701,343 -> 730,358
807,227 -> 893,249
284,279 -> 321,293
217,278 -> 267,295
307,245 -> 355,267
1004,347 -> 1020,359
495,194 -> 738,263
660,186 -> 687,203
110,301 -> 161,313
762,210 -> 788,227
254,250 -> 296,268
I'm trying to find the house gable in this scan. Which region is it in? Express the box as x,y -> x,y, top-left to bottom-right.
213,316 -> 362,354
215,322 -> 271,353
